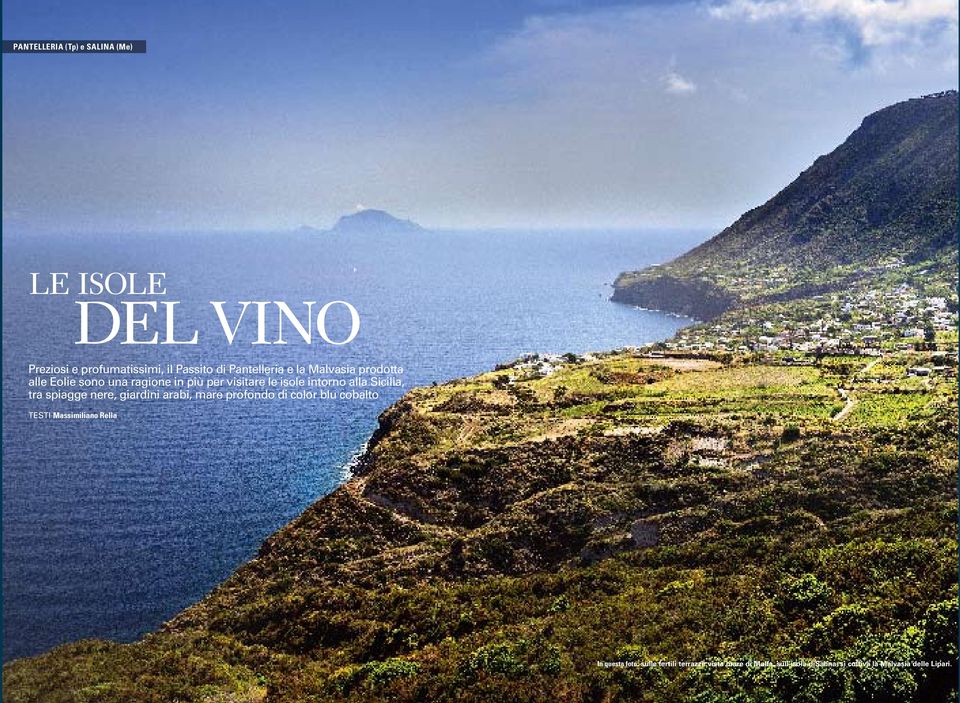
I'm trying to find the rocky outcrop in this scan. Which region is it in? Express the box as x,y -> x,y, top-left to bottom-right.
611,272 -> 738,321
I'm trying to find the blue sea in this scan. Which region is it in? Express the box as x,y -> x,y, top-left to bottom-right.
1,228 -> 705,661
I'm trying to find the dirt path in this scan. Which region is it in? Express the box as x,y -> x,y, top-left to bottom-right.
832,389 -> 857,422
857,356 -> 882,377
832,355 -> 882,422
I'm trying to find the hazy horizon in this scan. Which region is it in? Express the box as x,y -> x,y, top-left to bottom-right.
0,218 -> 721,238
3,0 -> 958,233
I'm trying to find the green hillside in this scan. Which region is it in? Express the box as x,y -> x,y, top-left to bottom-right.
4,349 -> 957,703
613,91 -> 958,318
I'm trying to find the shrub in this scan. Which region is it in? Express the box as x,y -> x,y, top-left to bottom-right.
364,658 -> 421,688
780,573 -> 832,611
327,658 -> 420,694
781,424 -> 802,443
463,641 -> 528,677
921,599 -> 959,661
539,644 -> 563,676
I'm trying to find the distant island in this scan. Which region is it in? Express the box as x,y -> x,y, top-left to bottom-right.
305,208 -> 426,235
293,209 -> 424,235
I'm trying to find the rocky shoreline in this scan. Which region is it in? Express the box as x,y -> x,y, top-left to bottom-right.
611,271 -> 738,321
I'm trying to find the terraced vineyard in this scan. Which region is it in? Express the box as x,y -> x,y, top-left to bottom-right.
5,349 -> 956,703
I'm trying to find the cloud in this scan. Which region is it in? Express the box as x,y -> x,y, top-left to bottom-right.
423,1 -> 956,228
709,0 -> 958,57
664,70 -> 697,94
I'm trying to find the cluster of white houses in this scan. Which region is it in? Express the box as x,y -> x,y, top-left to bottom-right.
665,282 -> 958,357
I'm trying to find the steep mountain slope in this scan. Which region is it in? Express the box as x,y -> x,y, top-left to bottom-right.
613,91 -> 958,318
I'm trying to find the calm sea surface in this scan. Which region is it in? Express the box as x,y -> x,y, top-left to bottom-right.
2,228 -> 705,660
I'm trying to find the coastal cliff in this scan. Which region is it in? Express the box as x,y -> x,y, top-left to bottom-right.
610,271 -> 738,321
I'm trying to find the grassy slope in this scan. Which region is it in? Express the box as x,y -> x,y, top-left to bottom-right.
4,349 -> 957,703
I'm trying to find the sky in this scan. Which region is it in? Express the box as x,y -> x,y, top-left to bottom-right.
2,0 -> 958,233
